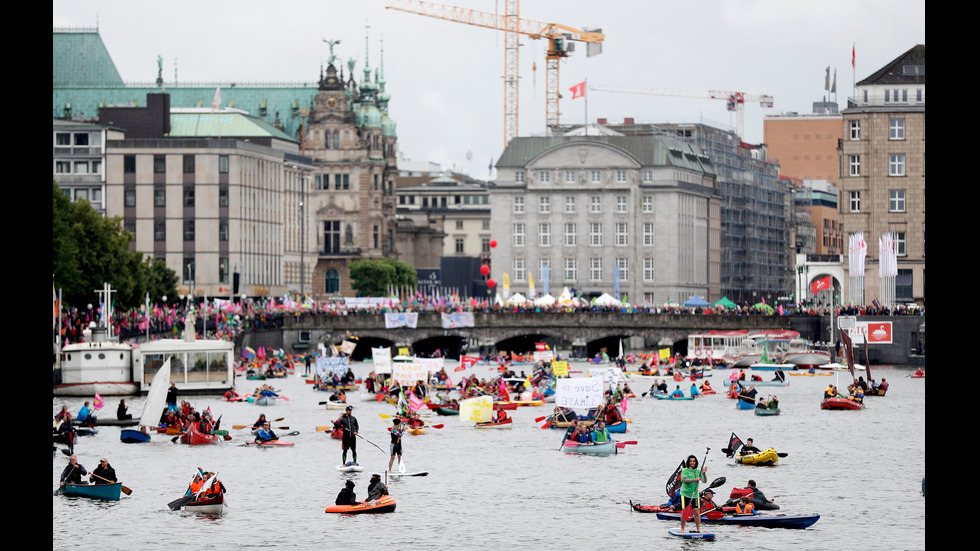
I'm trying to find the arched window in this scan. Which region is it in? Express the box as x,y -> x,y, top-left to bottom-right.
325,269 -> 340,294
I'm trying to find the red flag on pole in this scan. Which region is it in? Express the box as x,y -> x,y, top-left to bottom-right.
810,276 -> 832,294
851,43 -> 856,68
569,81 -> 586,99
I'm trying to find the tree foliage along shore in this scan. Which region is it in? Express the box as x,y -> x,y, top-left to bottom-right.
348,258 -> 417,297
52,182 -> 178,310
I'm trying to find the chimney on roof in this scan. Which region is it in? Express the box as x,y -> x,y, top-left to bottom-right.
623,117 -> 634,125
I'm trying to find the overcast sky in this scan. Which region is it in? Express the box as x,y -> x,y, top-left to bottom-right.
54,0 -> 925,179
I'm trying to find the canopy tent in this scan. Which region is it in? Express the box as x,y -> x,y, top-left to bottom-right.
682,295 -> 711,307
505,292 -> 527,305
533,293 -> 556,306
713,296 -> 737,309
752,302 -> 774,314
592,292 -> 622,306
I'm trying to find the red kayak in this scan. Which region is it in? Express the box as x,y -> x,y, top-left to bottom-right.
244,440 -> 294,447
820,397 -> 865,410
475,418 -> 514,429
630,501 -> 674,514
180,425 -> 220,445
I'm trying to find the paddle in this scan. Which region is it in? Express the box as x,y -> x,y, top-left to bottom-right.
682,448 -> 711,523
90,472 -> 132,495
615,440 -> 639,448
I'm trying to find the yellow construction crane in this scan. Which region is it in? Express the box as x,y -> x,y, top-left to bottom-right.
588,84 -> 774,140
386,0 -> 604,147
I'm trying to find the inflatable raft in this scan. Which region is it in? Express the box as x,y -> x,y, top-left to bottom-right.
735,447 -> 779,466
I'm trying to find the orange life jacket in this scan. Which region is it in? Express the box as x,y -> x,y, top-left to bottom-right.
735,502 -> 756,514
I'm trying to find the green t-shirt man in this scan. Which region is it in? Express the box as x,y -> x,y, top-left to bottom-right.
680,466 -> 706,499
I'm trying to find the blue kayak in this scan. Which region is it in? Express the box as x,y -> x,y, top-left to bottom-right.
736,398 -> 755,410
668,528 -> 715,540
657,511 -> 820,529
652,392 -> 694,401
120,429 -> 151,443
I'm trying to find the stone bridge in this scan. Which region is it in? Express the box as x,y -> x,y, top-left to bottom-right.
249,311 -> 796,360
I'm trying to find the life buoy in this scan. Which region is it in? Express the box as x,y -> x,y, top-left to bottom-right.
695,348 -> 702,357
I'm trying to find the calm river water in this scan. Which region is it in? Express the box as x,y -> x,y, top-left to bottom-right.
53,361 -> 926,550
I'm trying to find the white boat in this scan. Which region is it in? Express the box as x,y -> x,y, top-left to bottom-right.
54,324 -> 138,396
184,493 -> 227,515
134,338 -> 235,394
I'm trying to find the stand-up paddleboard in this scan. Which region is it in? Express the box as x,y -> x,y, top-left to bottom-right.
370,471 -> 428,477
337,463 -> 364,473
668,529 -> 715,541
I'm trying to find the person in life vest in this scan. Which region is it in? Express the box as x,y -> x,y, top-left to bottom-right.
699,488 -> 718,514
824,384 -> 836,399
735,496 -> 756,514
591,420 -> 611,443
669,385 -> 685,398
493,407 -> 509,424
199,473 -> 226,499
850,385 -> 864,404
701,380 -> 713,393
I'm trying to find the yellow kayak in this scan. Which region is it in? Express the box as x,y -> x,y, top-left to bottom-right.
735,447 -> 779,466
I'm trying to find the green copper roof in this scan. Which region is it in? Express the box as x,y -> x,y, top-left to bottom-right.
53,28 -> 124,86
168,110 -> 295,141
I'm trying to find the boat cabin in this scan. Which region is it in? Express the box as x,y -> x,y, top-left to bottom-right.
134,339 -> 234,394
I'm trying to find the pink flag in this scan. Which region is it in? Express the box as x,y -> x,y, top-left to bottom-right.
408,391 -> 424,413
212,86 -> 221,110
460,355 -> 479,370
93,393 -> 105,410
569,81 -> 586,99
619,395 -> 629,414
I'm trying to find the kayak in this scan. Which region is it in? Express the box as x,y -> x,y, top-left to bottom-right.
561,440 -> 617,456
407,427 -> 426,435
325,495 -> 396,514
629,501 -> 674,514
475,418 -> 513,429
911,372 -> 925,378
820,397 -> 865,410
656,511 -> 819,529
325,401 -> 347,410
254,396 -> 276,406
184,493 -> 227,515
120,429 -> 151,443
606,421 -> 628,433
755,406 -> 780,416
180,425 -> 220,445
244,440 -> 295,447
753,380 -> 790,387
790,372 -> 832,376
736,447 -> 779,466
668,529 -> 715,541
652,392 -> 694,400
736,399 -> 755,410
61,482 -> 122,501
435,407 -> 459,416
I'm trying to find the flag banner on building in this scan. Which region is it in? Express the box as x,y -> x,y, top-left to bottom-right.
317,356 -> 349,378
372,347 -> 392,374
810,276 -> 832,294
849,232 -> 867,276
502,273 -> 510,300
569,81 -> 586,99
541,264 -> 550,297
879,233 -> 898,277
554,376 -> 603,410
459,395 -> 493,423
441,311 -> 474,328
614,264 -> 621,299
211,86 -> 221,110
528,272 -> 536,299
384,312 -> 418,329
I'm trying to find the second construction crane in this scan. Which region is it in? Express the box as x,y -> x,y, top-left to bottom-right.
589,84 -> 774,140
387,0 -> 604,147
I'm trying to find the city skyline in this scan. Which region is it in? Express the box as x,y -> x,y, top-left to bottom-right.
53,0 -> 925,177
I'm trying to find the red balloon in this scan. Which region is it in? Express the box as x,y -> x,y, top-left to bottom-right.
489,239 -> 497,248
487,279 -> 496,288
480,265 -> 490,276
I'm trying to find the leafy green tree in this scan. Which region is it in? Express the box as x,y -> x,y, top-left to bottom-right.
52,182 -> 177,310
349,258 -> 417,297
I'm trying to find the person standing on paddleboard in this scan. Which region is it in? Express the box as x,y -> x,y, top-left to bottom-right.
339,406 -> 359,465
388,417 -> 405,472
679,454 -> 707,533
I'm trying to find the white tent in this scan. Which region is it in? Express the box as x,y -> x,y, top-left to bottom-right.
506,292 -> 527,305
593,292 -> 622,306
533,293 -> 556,306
